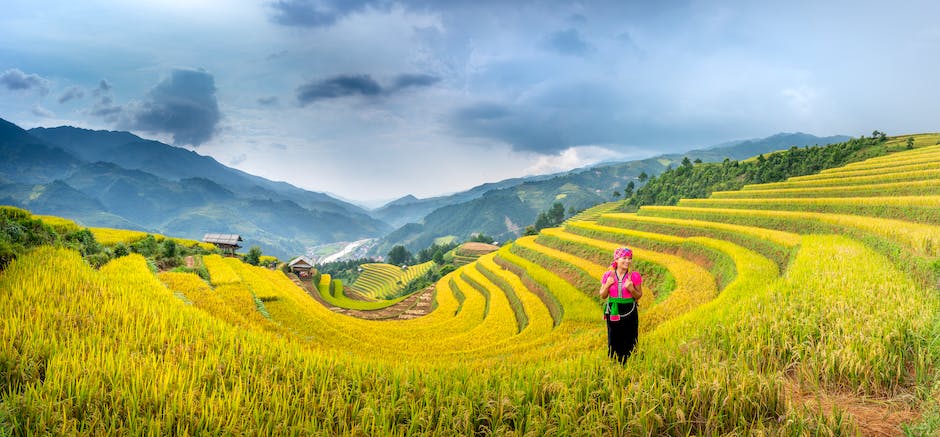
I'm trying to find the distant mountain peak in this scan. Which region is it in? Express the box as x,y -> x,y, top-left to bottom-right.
385,194 -> 419,207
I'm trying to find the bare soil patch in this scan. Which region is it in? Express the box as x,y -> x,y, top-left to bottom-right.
785,378 -> 919,436
458,242 -> 499,255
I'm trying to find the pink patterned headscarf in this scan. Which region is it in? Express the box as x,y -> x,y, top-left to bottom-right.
613,247 -> 633,261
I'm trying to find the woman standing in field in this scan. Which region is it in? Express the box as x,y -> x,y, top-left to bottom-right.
599,247 -> 643,363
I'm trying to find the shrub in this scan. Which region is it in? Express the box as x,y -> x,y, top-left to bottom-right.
131,235 -> 159,257
112,243 -> 130,258
84,253 -> 111,269
245,246 -> 262,266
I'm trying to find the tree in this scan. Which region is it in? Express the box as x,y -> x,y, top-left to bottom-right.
418,241 -> 458,263
131,235 -> 159,257
638,172 -> 648,183
532,202 -> 566,232
681,156 -> 692,167
613,190 -> 621,199
161,239 -> 178,259
549,202 -> 565,223
470,233 -> 494,244
387,245 -> 413,266
625,181 -> 635,197
907,136 -> 915,149
245,245 -> 262,266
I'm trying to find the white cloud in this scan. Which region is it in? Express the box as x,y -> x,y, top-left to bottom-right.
30,104 -> 54,118
781,86 -> 817,118
525,146 -> 624,175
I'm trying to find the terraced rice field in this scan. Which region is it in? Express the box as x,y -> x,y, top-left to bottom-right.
3,138 -> 940,434
348,261 -> 435,300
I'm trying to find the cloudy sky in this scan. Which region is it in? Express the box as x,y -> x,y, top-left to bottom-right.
2,1 -> 938,205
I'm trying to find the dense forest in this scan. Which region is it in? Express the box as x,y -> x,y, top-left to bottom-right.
626,132 -> 894,208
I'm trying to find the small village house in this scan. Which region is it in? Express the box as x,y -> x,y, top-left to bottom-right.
288,256 -> 315,278
202,234 -> 243,257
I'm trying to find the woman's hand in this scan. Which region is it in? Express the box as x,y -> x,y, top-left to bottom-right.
629,271 -> 642,286
603,275 -> 616,288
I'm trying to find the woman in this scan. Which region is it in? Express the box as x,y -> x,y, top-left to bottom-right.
598,247 -> 643,363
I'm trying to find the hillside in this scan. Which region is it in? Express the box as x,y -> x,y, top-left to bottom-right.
0,118 -> 391,258
3,134 -> 937,434
28,126 -> 370,217
0,118 -> 82,183
372,175 -> 556,228
627,132 -> 906,207
371,132 -> 850,255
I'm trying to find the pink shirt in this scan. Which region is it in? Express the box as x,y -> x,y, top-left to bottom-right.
602,270 -> 641,299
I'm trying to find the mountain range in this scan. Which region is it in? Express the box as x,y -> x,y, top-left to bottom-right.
0,118 -> 390,258
367,132 -> 851,255
0,116 -> 849,260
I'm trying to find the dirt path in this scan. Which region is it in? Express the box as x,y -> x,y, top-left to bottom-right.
287,273 -> 436,320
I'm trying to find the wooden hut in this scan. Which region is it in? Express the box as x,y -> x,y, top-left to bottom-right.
288,256 -> 315,277
202,233 -> 243,256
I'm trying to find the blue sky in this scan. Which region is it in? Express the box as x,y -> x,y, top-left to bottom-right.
2,1 -> 938,205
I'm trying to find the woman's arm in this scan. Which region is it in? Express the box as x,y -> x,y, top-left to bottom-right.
626,282 -> 643,300
599,274 -> 614,299
627,271 -> 643,299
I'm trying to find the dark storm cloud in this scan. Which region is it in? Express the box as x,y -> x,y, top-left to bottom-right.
297,75 -> 382,104
269,0 -> 375,27
58,86 -> 85,103
91,95 -> 122,119
391,74 -> 441,90
0,68 -> 49,94
543,28 -> 592,56
93,79 -> 111,97
450,82 -> 734,154
121,68 -> 222,146
89,80 -> 122,121
297,73 -> 439,105
451,102 -> 571,153
451,83 -> 625,153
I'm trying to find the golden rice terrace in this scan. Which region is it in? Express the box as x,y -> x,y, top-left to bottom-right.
2,135 -> 940,435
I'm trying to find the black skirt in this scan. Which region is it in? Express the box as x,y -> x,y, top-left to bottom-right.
605,302 -> 638,363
